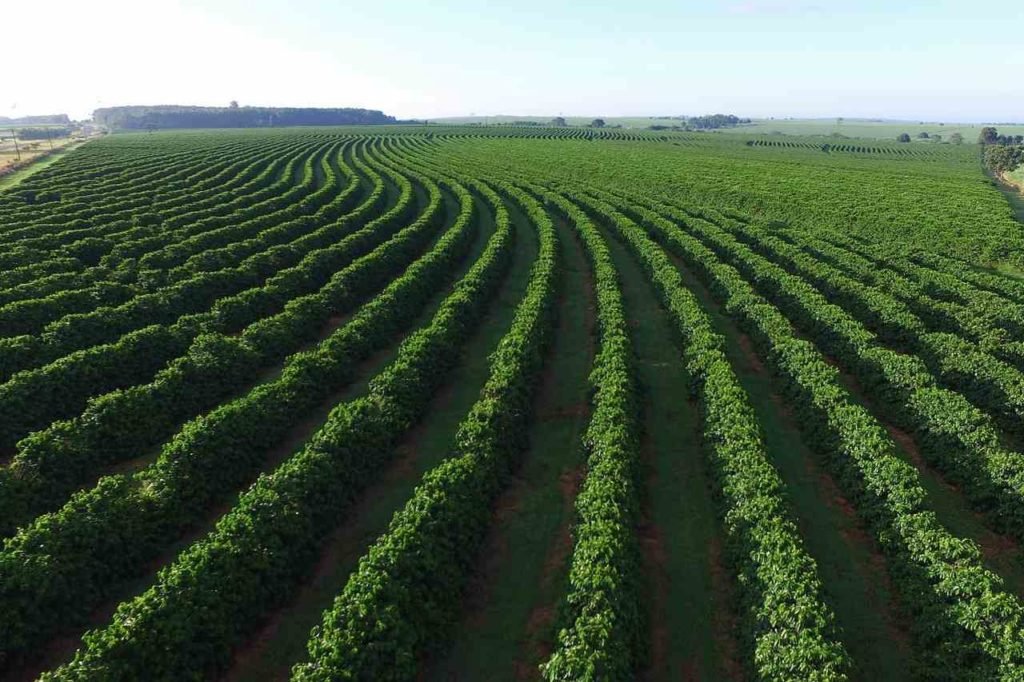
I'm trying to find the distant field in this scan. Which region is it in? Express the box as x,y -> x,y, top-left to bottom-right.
430,114 -> 687,128
3,126 -> 1024,681
432,115 -> 1024,141
720,118 -> 1024,140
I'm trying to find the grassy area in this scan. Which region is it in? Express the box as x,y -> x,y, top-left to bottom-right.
1008,166 -> 1024,189
427,206 -> 594,681
992,167 -> 1024,226
0,141 -> 84,191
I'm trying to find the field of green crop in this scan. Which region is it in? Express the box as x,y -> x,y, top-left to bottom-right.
431,116 -> 1024,141
717,118 -> 1024,140
2,126 -> 1024,681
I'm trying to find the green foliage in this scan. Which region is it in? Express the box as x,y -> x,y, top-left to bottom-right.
617,191 -> 1024,678
3,127 -> 1024,681
292,183 -> 558,682
92,105 -> 396,129
32,173 -> 494,680
985,145 -> 1024,173
0,150 -> 444,662
570,190 -> 850,681
441,132 -> 1022,265
539,193 -> 645,681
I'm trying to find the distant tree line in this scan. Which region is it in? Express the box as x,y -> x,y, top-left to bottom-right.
979,126 -> 1024,146
0,114 -> 70,125
896,131 -> 963,144
16,127 -> 72,140
92,106 -> 397,130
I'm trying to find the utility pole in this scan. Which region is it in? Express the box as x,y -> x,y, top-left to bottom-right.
11,132 -> 20,162
45,127 -> 53,151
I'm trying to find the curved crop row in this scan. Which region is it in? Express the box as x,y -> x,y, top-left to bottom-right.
645,202 -> 1024,542
727,225 -> 1024,440
0,137 -> 316,263
0,173 -> 464,539
0,168 -> 449,664
558,188 -> 850,681
599,187 -> 1024,680
292,182 -> 558,682
0,142 -> 404,449
537,190 -> 645,680
41,176 -> 509,682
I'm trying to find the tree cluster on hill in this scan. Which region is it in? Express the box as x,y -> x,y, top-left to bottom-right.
685,114 -> 750,129
91,105 -> 397,130
647,114 -> 750,131
0,114 -> 70,125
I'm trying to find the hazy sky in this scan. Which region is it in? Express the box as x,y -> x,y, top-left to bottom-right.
6,0 -> 1022,122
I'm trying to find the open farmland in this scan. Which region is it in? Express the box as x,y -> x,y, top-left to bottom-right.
3,126 -> 1024,681
429,116 -> 1024,141
716,118 -> 1024,141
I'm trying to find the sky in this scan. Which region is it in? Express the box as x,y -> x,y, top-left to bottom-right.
5,0 -> 1023,122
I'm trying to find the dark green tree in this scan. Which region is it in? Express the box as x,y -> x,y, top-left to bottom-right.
898,133 -> 911,143
979,127 -> 998,144
984,145 -> 1024,172
591,118 -> 606,128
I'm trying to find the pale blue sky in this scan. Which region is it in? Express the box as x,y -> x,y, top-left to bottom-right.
7,0 -> 1023,122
